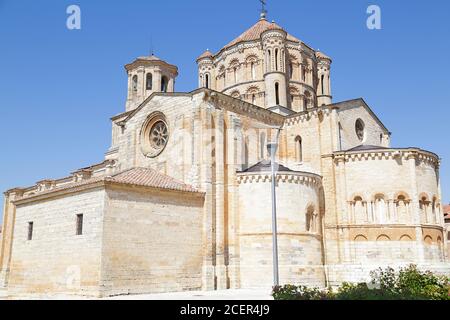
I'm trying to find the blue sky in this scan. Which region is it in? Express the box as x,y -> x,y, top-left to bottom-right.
0,0 -> 449,219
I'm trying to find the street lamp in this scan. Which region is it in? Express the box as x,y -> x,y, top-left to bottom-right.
267,128 -> 282,287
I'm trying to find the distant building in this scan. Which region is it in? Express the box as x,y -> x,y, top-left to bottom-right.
444,204 -> 450,257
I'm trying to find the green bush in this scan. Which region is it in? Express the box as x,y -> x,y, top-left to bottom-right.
272,264 -> 449,300
272,285 -> 334,300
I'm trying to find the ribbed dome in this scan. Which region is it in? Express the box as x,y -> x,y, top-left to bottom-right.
221,18 -> 300,51
316,51 -> 332,61
196,50 -> 213,61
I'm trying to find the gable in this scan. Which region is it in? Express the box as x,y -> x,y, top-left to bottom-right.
335,98 -> 390,151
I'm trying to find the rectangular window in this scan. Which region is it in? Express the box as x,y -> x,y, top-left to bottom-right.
76,214 -> 83,236
27,222 -> 33,241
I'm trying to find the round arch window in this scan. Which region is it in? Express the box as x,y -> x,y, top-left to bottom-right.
141,113 -> 169,158
355,119 -> 365,142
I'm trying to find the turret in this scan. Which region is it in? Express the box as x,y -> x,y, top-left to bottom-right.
316,51 -> 332,106
196,50 -> 214,89
261,22 -> 289,109
125,55 -> 178,112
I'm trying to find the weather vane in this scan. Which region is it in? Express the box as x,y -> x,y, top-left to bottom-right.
259,0 -> 267,19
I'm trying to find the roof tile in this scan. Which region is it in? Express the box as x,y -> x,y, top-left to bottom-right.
222,19 -> 300,50
17,167 -> 202,201
444,204 -> 450,215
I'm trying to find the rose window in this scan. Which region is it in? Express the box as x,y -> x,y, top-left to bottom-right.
140,112 -> 169,158
150,121 -> 168,149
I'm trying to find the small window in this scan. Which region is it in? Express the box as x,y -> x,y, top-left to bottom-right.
295,136 -> 303,162
205,74 -> 209,89
251,62 -> 256,80
76,214 -> 83,236
161,76 -> 168,92
132,75 -> 138,91
275,82 -> 280,105
275,49 -> 279,71
321,74 -> 325,95
27,222 -> 33,241
146,73 -> 153,90
355,119 -> 365,142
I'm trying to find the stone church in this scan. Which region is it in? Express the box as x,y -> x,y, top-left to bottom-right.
1,13 -> 449,297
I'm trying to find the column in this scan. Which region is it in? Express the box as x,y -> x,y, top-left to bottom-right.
227,115 -> 241,288
200,105 -> 216,290
214,110 -> 227,289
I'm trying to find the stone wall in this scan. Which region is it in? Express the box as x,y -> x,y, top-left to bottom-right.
7,188 -> 106,296
99,185 -> 204,296
237,172 -> 325,288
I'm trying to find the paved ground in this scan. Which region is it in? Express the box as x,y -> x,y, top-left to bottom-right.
0,289 -> 274,300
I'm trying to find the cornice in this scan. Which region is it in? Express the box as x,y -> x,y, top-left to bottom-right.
237,171 -> 322,188
331,148 -> 440,167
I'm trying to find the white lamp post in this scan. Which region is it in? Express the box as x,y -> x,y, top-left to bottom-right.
267,128 -> 282,287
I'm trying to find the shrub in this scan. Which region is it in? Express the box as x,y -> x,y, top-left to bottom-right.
272,264 -> 449,300
272,285 -> 334,300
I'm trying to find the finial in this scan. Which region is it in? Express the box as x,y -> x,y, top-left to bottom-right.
150,36 -> 154,56
259,0 -> 267,19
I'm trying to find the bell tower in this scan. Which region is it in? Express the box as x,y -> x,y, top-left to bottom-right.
124,55 -> 178,112
316,51 -> 332,106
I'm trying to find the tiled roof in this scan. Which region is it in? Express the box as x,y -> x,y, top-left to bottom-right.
136,54 -> 163,61
17,168 -> 202,202
222,18 -> 300,50
316,51 -> 332,61
239,160 -> 294,173
444,204 -> 450,214
197,50 -> 213,61
344,145 -> 388,152
110,167 -> 200,193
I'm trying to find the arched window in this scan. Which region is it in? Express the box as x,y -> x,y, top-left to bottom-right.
375,195 -> 387,223
146,73 -> 153,90
397,195 -> 408,223
432,197 -> 438,223
295,136 -> 302,162
260,132 -> 266,159
275,49 -> 279,71
354,196 -> 365,223
321,74 -> 325,95
132,75 -> 138,91
306,206 -> 315,232
244,136 -> 249,168
419,196 -> 428,222
205,74 -> 209,89
289,62 -> 293,79
355,119 -> 365,142
251,62 -> 256,80
303,96 -> 308,111
233,67 -> 238,84
161,76 -> 168,92
275,82 -> 280,105
252,94 -> 256,105
268,50 -> 272,71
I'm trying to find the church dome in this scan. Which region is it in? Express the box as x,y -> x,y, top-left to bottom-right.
221,18 -> 300,52
196,50 -> 214,62
316,51 -> 332,61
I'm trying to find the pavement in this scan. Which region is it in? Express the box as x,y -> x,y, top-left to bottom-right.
0,288 -> 274,300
